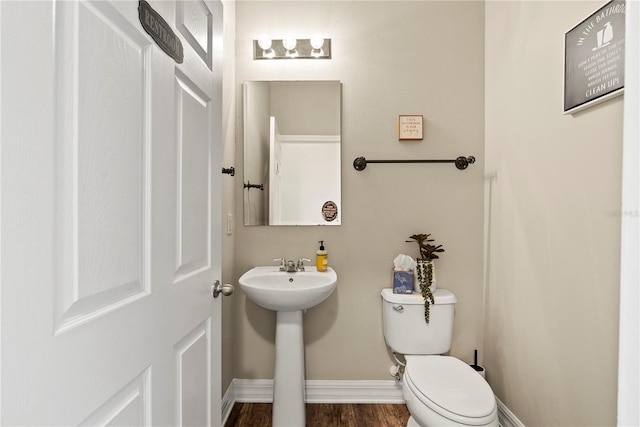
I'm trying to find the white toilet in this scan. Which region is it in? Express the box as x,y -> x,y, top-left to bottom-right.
381,288 -> 498,427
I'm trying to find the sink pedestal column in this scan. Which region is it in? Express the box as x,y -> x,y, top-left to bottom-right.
272,310 -> 305,427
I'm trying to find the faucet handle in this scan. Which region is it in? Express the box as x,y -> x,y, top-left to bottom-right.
297,258 -> 311,271
273,258 -> 286,271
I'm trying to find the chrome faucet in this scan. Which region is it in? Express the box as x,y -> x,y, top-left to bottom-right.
273,257 -> 311,272
285,260 -> 297,272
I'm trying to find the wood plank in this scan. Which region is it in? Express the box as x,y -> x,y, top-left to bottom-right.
225,403 -> 410,426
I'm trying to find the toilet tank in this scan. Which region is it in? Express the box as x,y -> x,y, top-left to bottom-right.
381,288 -> 457,355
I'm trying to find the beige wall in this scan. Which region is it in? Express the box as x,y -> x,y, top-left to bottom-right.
484,1 -> 622,426
221,0 -> 236,394
223,1 -> 624,425
231,1 -> 485,381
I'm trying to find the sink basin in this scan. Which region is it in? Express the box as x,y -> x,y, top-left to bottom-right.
239,266 -> 337,311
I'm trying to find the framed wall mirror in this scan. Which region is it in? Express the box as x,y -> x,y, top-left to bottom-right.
243,80 -> 342,226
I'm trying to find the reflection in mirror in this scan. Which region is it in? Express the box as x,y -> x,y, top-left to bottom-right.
243,81 -> 341,226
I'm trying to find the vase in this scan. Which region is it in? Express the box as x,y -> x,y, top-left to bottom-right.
415,259 -> 436,293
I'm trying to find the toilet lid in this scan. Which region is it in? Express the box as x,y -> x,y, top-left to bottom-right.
404,356 -> 496,423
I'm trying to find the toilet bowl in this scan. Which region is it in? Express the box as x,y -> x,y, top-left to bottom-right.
403,356 -> 498,426
380,288 -> 498,427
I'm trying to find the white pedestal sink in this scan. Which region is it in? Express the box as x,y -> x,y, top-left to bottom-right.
239,266 -> 337,427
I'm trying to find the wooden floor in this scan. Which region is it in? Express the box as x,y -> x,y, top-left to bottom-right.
225,403 -> 411,427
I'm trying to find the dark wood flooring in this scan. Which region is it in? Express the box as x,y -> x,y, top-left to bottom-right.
225,403 -> 411,427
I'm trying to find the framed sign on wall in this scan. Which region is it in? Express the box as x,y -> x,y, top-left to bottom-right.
564,0 -> 626,114
398,115 -> 423,140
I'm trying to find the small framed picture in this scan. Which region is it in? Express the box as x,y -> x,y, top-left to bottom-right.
398,115 -> 423,140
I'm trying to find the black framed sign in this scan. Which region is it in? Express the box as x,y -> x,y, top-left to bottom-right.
564,0 -> 625,114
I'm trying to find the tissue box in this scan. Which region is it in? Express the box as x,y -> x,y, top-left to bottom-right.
393,271 -> 414,294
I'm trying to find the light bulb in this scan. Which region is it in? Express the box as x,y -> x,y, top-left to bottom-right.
310,35 -> 324,50
282,38 -> 297,50
258,38 -> 272,50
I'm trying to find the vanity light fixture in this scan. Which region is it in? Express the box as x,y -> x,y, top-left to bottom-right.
253,36 -> 332,60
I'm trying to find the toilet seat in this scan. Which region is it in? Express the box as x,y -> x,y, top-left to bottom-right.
404,356 -> 497,426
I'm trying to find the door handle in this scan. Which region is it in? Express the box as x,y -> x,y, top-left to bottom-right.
212,280 -> 234,298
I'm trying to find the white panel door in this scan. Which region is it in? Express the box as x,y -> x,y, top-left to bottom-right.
0,0 -> 223,425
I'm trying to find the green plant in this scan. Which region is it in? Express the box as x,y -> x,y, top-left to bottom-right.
407,233 -> 444,261
407,234 -> 445,323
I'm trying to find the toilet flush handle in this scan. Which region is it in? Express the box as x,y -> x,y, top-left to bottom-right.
393,305 -> 404,313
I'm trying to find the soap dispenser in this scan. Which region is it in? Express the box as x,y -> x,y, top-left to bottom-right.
316,241 -> 328,272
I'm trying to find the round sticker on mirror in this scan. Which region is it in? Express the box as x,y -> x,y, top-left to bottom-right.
322,201 -> 338,222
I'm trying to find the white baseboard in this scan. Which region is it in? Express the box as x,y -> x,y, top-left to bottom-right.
233,379 -> 274,402
307,380 -> 405,403
231,379 -> 404,403
222,379 -> 524,427
221,382 -> 236,426
496,396 -> 525,427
